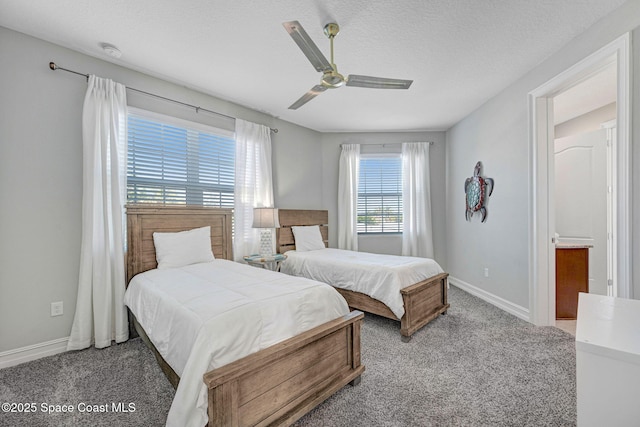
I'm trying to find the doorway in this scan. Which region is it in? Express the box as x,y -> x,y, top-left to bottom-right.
553,62 -> 616,298
528,33 -> 631,326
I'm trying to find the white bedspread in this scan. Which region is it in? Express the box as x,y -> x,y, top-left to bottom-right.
280,248 -> 444,319
123,259 -> 349,427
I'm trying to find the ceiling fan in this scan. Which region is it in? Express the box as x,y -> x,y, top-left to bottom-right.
282,21 -> 413,110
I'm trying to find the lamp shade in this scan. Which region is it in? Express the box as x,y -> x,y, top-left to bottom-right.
252,207 -> 280,228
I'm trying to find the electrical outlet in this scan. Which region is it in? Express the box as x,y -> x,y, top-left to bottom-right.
51,301 -> 63,317
484,268 -> 489,278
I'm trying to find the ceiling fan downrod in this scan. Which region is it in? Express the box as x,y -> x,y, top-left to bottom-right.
321,23 -> 344,88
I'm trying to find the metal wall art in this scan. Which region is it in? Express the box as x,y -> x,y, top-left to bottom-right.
464,161 -> 494,222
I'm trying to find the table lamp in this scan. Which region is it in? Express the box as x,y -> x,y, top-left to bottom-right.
252,207 -> 280,256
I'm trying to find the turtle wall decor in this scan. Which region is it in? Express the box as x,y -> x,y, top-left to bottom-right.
464,161 -> 494,222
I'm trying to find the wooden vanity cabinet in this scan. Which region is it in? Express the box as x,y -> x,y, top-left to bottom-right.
556,246 -> 589,319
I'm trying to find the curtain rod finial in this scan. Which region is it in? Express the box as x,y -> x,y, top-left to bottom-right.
49,62 -> 57,71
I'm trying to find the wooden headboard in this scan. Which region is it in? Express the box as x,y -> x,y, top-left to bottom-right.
276,209 -> 329,253
126,204 -> 233,284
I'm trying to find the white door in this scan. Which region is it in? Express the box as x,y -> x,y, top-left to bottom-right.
554,129 -> 609,295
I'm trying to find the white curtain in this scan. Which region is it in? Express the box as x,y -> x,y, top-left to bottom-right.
338,144 -> 360,250
234,119 -> 274,261
401,142 -> 434,258
67,75 -> 129,350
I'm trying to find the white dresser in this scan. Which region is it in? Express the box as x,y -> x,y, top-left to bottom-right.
576,293 -> 640,426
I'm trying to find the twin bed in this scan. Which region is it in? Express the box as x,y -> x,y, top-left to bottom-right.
125,205 -> 364,427
276,209 -> 450,341
124,205 -> 449,426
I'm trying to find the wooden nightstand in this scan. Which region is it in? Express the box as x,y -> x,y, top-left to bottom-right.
243,253 -> 287,272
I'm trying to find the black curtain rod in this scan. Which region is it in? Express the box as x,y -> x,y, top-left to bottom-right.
49,62 -> 278,133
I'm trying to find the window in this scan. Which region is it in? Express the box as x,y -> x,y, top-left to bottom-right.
357,154 -> 402,233
127,108 -> 235,208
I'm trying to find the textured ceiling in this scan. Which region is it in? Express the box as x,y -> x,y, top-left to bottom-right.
0,0 -> 627,132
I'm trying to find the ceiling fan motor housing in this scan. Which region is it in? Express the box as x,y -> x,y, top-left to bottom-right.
322,69 -> 345,88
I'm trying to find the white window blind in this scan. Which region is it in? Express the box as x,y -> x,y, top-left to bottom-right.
358,154 -> 403,233
127,108 -> 235,207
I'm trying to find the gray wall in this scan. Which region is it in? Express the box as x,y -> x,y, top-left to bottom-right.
320,132 -> 447,268
272,121 -> 323,209
445,1 -> 640,311
0,27 -> 322,353
555,102 -> 616,139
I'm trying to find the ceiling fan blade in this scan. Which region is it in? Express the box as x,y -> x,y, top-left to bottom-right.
346,74 -> 413,89
288,85 -> 327,110
283,21 -> 333,73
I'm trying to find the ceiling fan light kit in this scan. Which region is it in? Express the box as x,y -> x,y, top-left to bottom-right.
283,20 -> 413,109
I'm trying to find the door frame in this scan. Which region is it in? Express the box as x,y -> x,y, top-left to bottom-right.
528,33 -> 631,326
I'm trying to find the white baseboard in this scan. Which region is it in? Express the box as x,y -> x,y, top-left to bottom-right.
449,276 -> 530,322
0,337 -> 69,369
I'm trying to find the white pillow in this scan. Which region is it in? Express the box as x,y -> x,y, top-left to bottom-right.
291,225 -> 326,252
153,226 -> 215,269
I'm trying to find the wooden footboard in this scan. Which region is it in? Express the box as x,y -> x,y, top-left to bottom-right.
203,310 -> 365,427
133,310 -> 363,427
335,273 -> 449,340
400,273 -> 449,338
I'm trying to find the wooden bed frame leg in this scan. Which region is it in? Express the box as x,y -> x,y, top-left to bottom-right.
349,376 -> 362,386
401,334 -> 412,343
